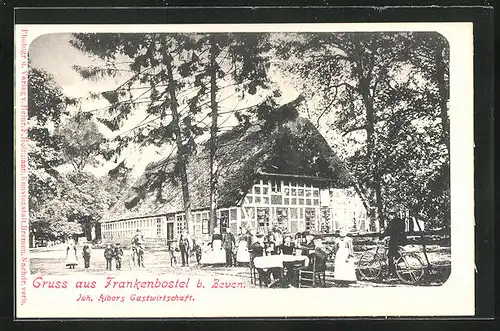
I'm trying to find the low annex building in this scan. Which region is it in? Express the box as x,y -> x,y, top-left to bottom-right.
101,102 -> 374,244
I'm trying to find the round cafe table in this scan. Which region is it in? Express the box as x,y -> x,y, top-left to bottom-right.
253,254 -> 309,287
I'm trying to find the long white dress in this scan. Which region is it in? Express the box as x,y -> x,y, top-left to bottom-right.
236,240 -> 250,263
200,239 -> 226,264
65,245 -> 78,267
212,239 -> 222,250
334,237 -> 357,282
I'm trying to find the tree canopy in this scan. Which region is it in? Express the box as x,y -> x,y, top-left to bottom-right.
273,32 -> 450,228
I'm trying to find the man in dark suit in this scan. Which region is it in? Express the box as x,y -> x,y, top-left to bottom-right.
178,229 -> 191,267
222,228 -> 236,267
379,207 -> 407,276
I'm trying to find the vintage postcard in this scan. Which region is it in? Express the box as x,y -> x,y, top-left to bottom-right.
15,22 -> 474,318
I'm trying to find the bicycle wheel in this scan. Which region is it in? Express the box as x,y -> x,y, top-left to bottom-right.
395,253 -> 425,284
357,252 -> 382,280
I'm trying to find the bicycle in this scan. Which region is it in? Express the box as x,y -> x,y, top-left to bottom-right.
357,238 -> 426,285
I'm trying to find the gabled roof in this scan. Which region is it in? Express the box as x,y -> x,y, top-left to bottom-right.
103,100 -> 354,222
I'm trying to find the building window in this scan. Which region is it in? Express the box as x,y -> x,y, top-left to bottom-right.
271,180 -> 281,193
305,208 -> 316,231
254,186 -> 261,194
202,219 -> 210,234
298,189 -> 304,197
262,187 -> 269,195
176,215 -> 186,237
255,196 -> 261,204
156,218 -> 162,237
276,208 -> 288,231
244,207 -> 255,219
271,195 -> 282,205
257,208 -> 270,231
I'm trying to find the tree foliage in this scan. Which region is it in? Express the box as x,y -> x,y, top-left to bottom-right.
277,32 -> 450,229
56,113 -> 105,172
28,68 -> 73,217
28,67 -> 114,240
69,33 -> 275,234
32,172 -> 116,239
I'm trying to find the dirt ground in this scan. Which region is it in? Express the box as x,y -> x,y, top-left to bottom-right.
30,243 -> 451,287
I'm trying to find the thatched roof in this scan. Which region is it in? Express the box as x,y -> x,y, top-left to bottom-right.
104,100 -> 354,222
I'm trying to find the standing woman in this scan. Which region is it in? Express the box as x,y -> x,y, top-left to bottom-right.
236,228 -> 250,265
65,238 -> 78,269
333,228 -> 357,286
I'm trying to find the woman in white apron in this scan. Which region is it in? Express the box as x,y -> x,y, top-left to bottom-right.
334,229 -> 357,286
65,238 -> 79,269
236,230 -> 250,264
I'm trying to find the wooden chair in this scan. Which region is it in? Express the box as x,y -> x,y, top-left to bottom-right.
249,252 -> 263,287
298,256 -> 326,288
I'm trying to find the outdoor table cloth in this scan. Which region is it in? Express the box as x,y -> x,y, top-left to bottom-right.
253,254 -> 308,269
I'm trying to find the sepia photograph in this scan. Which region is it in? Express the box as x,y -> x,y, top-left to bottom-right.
15,22 -> 475,318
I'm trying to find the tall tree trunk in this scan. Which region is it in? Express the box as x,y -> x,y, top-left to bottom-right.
435,45 -> 450,155
209,38 -> 219,235
342,160 -> 376,231
360,80 -> 385,230
165,55 -> 193,235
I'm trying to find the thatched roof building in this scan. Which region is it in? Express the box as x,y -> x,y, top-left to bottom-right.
100,100 -> 373,244
105,102 -> 353,222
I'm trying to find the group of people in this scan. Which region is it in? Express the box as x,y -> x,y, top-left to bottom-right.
61,207 -> 407,281
103,230 -> 145,271
169,229 -> 202,267
64,230 -> 146,271
64,239 -> 93,269
250,206 -> 408,287
103,242 -> 124,270
246,228 -> 357,288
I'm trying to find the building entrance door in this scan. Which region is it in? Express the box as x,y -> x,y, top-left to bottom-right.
166,223 -> 174,242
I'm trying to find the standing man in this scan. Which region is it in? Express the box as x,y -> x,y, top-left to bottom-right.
82,243 -> 91,269
379,207 -> 407,276
104,243 -> 114,271
132,229 -> 145,267
114,243 -> 124,271
178,229 -> 191,267
222,228 -> 236,267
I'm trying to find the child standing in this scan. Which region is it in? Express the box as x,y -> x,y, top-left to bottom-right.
114,243 -> 123,270
333,229 -> 357,286
82,244 -> 91,269
104,243 -> 114,271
